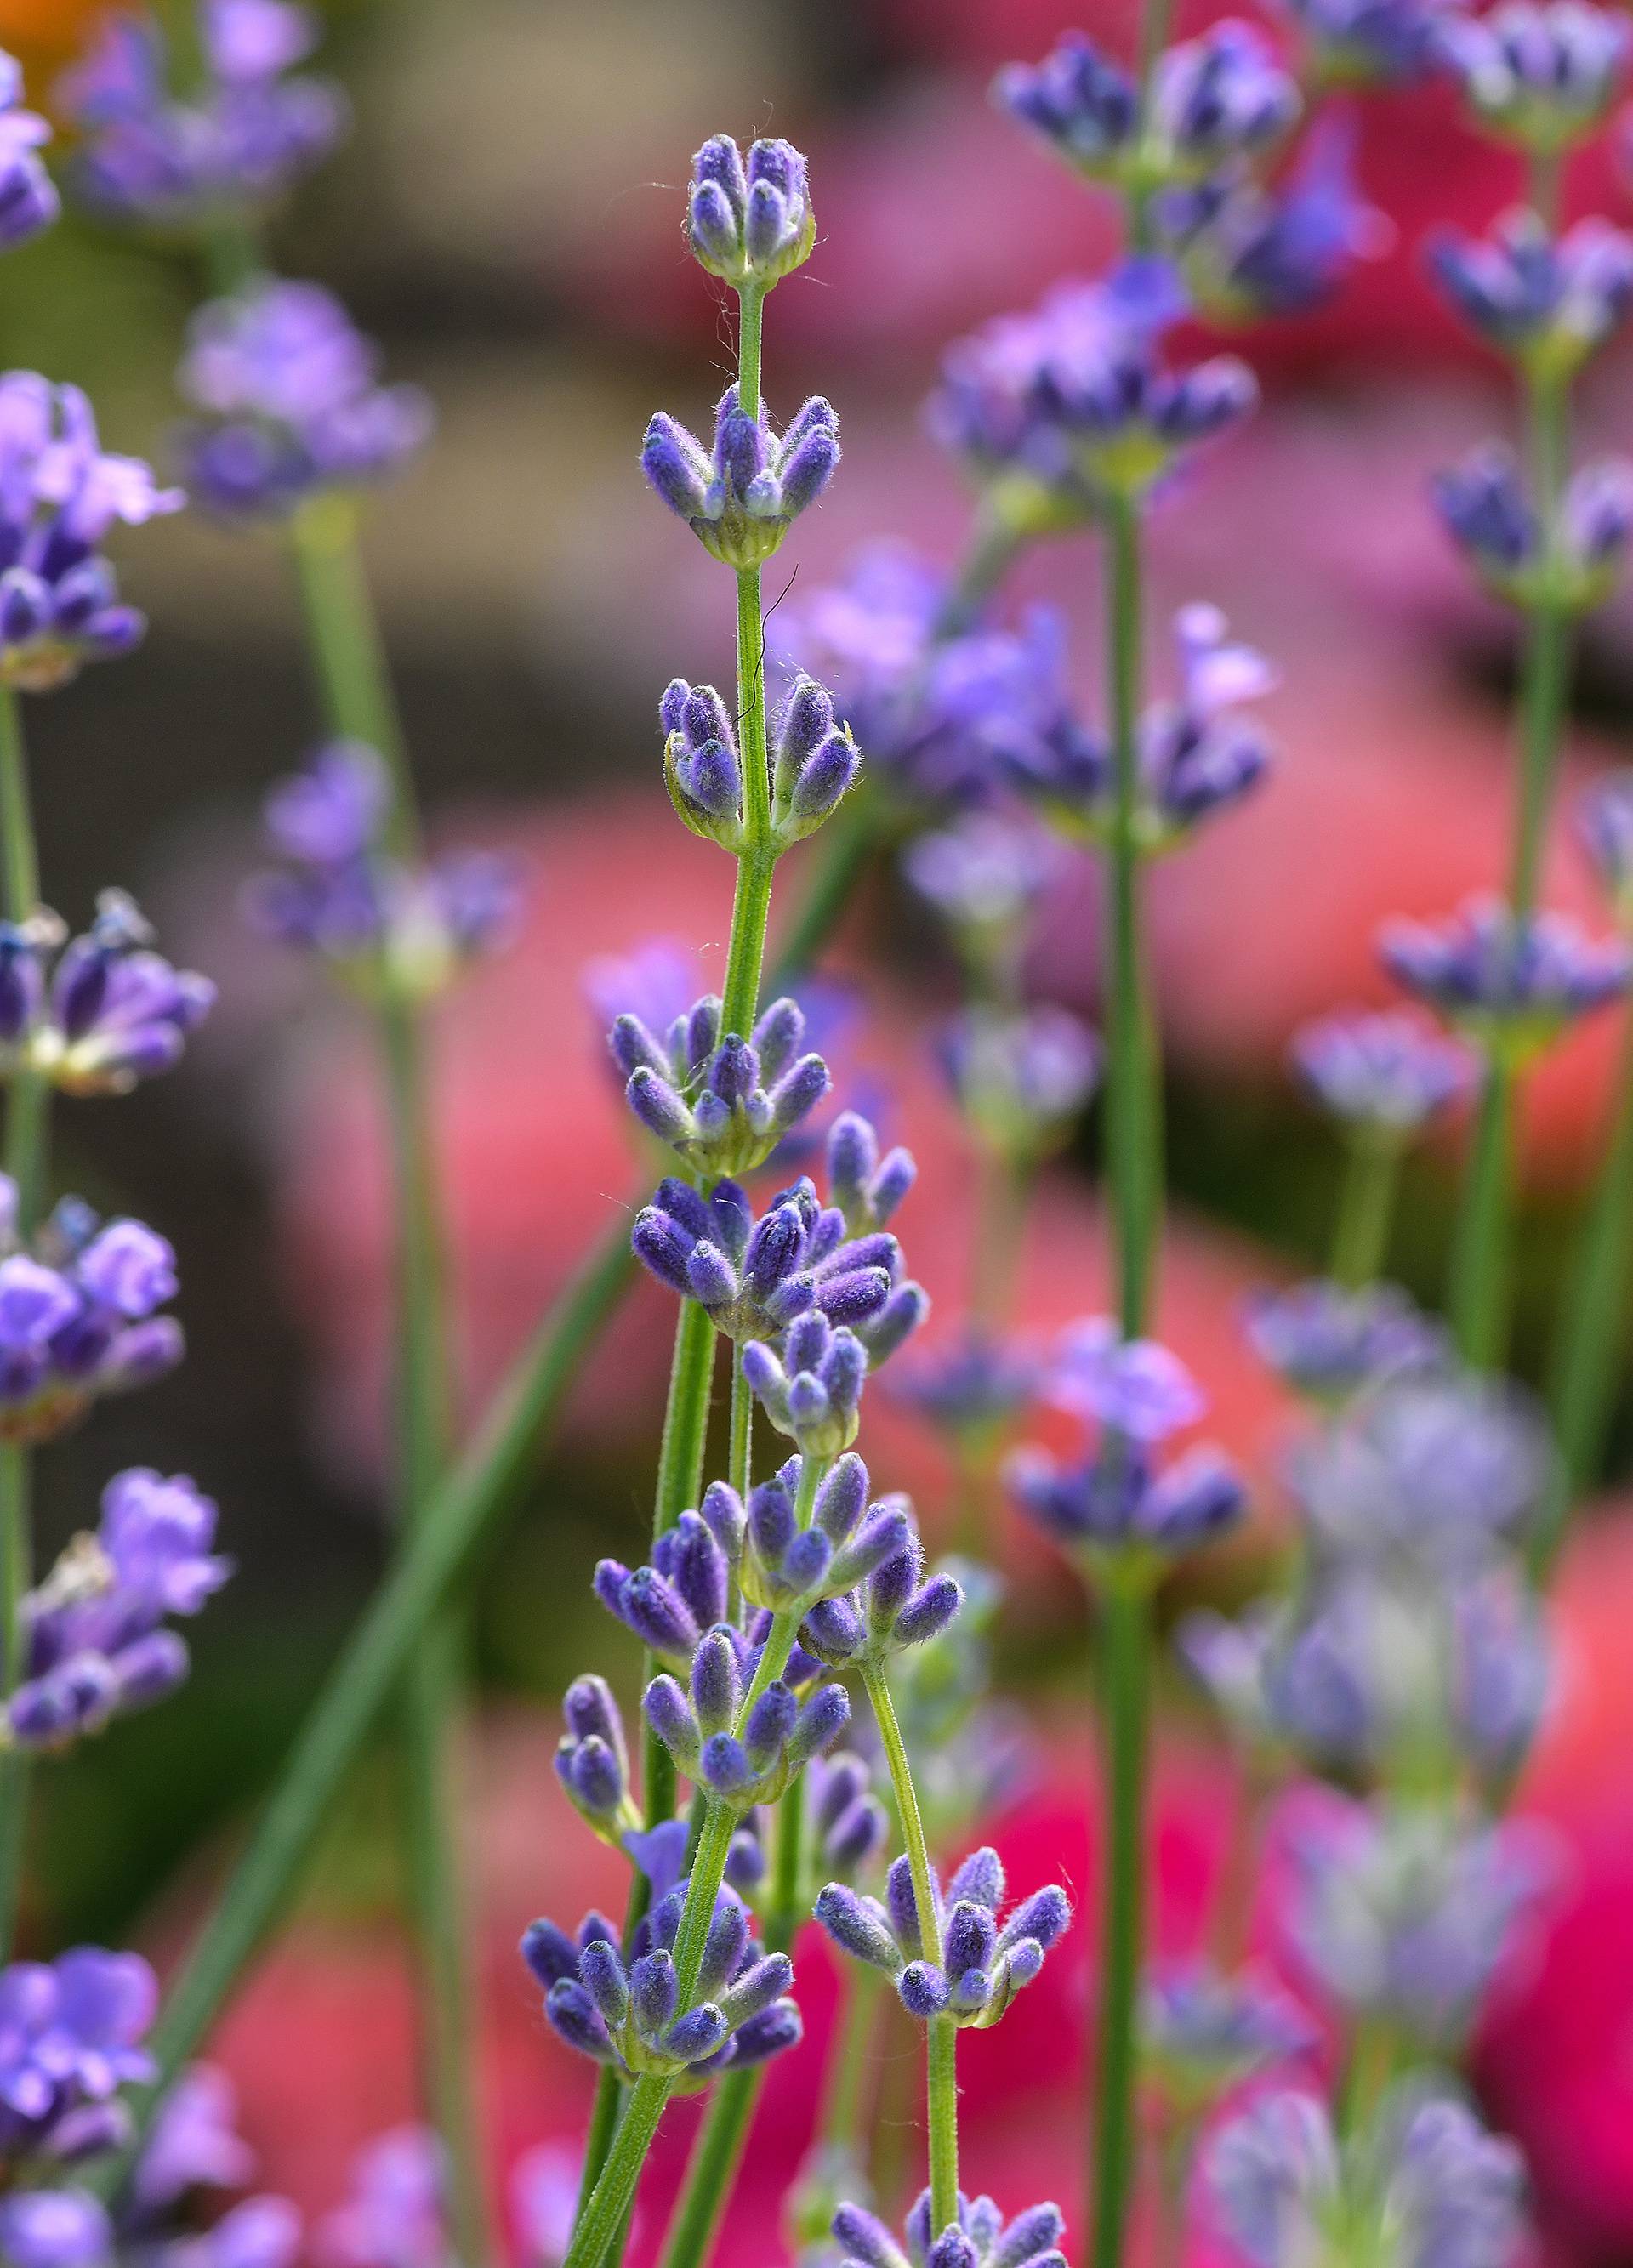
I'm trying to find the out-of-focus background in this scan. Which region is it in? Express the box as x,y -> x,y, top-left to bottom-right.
8,0 -> 1633,2259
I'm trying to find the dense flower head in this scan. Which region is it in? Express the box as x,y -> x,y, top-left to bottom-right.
1207,2083 -> 1528,2268
697,1452 -> 919,1620
993,21 -> 1299,189
0,1946 -> 156,2163
1437,0 -> 1627,153
1182,1566 -> 1550,1781
0,1179 -> 182,1447
1427,211 -> 1633,377
935,1005 -> 1101,1165
1007,603 -> 1275,852
1280,0 -> 1458,87
0,894 -> 214,1095
834,2189 -> 1067,2268
632,1118 -> 926,1357
247,742 -> 520,998
642,387 -> 839,571
5,1467 -> 231,1754
816,1845 -> 1069,2028
686,135 -> 815,290
1432,442 -> 1633,611
1577,769 -> 1633,920
743,1315 -> 870,1458
930,264 -> 1256,529
658,673 -> 859,853
778,545 -> 1074,809
1156,117 -> 1393,323
1285,1373 -> 1551,1575
1380,894 -> 1632,1063
1244,1279 -> 1446,1405
521,1880 -> 799,2088
805,1752 -> 889,1883
1281,1791 -> 1554,2044
643,1634 -> 851,1813
176,281 -> 431,518
1141,1961 -> 1317,2115
798,1515 -> 964,1673
612,985 -> 830,1179
1290,1008 -> 1475,1137
55,1 -> 344,228
0,51 -> 58,248
888,1328 -> 1040,1451
0,373 -> 182,691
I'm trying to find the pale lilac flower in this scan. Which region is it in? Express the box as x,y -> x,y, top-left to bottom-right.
0,894 -> 214,1094
0,51 -> 59,247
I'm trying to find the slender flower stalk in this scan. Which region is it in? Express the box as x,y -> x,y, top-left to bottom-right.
860,1659 -> 959,2236
1094,1572 -> 1153,2268
1328,1133 -> 1403,1291
0,679 -> 44,1959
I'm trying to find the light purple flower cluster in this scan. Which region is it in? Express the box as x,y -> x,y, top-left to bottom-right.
1438,0 -> 1628,152
0,373 -> 183,691
1008,1321 -> 1245,1577
5,1467 -> 231,1752
1281,0 -> 1459,83
176,281 -> 432,519
903,815 -> 1061,955
834,2189 -> 1067,2268
1428,210 -> 1633,373
1290,1007 -> 1475,1137
1432,443 -> 1633,611
815,1845 -> 1069,2028
613,986 -> 831,1179
993,22 -> 1300,189
1244,1279 -> 1446,1403
247,742 -> 520,997
780,545 -> 1073,808
644,1631 -> 851,1813
659,674 -> 859,854
55,1 -> 344,228
1206,2083 -> 1528,2268
935,1006 -> 1101,1165
0,1176 -> 181,1447
887,1330 -> 1041,1452
1006,603 -> 1276,852
0,1947 -> 156,2164
642,386 -> 840,571
686,136 -> 815,292
0,893 -> 214,1094
1380,894 -> 1632,1063
0,51 -> 58,249
1140,1961 -> 1317,2115
522,1882 -> 799,2087
930,264 -> 1256,533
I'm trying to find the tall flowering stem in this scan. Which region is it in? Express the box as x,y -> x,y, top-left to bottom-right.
284,491 -> 489,2268
1094,1569 -> 1152,2268
0,679 -> 44,1957
861,1659 -> 959,2235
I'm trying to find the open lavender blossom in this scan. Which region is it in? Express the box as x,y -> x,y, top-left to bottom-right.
55,1 -> 344,228
834,2190 -> 1067,2268
1380,895 -> 1632,1062
176,282 -> 432,518
247,741 -> 520,998
0,52 -> 58,248
1007,603 -> 1275,851
1290,1008 -> 1475,1137
686,135 -> 815,291
642,387 -> 839,570
1141,1961 -> 1317,2116
0,1947 -> 157,2164
1428,210 -> 1633,376
4,1468 -> 231,1753
936,1006 -> 1101,1166
815,1845 -> 1069,2028
0,1178 -> 182,1447
0,374 -> 183,693
521,1883 -> 799,2088
1280,0 -> 1459,82
0,894 -> 214,1094
1433,442 -> 1633,611
1437,0 -> 1627,153
1244,1279 -> 1447,1405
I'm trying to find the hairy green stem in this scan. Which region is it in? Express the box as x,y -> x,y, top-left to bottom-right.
862,1659 -> 959,2237
1093,1577 -> 1153,2268
1329,1134 -> 1402,1292
0,684 -> 46,1962
564,2070 -> 674,2268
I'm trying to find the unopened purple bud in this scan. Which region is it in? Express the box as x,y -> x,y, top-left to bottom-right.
691,1628 -> 741,1733
630,1949 -> 679,2039
644,1674 -> 701,1765
521,1919 -> 582,1989
999,1885 -> 1072,1953
545,1980 -> 611,2059
894,1574 -> 964,1648
788,1680 -> 851,1765
579,1938 -> 631,2027
814,1452 -> 869,1542
899,1961 -> 951,2017
664,2004 -> 730,2063
815,1883 -> 902,1971
721,1952 -> 795,2027
702,1732 -> 756,1796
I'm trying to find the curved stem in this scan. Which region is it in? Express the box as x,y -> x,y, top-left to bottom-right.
1092,1576 -> 1153,2268
1329,1134 -> 1402,1292
861,1658 -> 959,2237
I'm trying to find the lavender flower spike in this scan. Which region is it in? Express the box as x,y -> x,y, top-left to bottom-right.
659,673 -> 860,852
742,1312 -> 869,1458
1433,443 -> 1633,612
642,386 -> 840,570
1244,1279 -> 1446,1406
834,2190 -> 1067,2268
0,894 -> 214,1095
1290,1007 -> 1475,1137
1427,210 -> 1633,378
687,135 -> 816,290
0,1945 -> 157,2163
936,1006 -> 1101,1167
1141,1961 -> 1317,2117
1380,895 -> 1632,1065
0,52 -> 59,248
644,1641 -> 851,1812
616,986 -> 830,1177
815,1846 -> 1068,2029
1438,0 -> 1627,154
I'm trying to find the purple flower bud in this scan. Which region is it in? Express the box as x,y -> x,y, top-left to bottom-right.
629,1950 -> 679,2041
898,1961 -> 951,2017
815,1883 -> 902,1972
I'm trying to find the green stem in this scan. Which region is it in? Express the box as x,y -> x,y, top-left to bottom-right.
1535,1001 -> 1633,1575
1092,1577 -> 1153,2268
1102,493 -> 1158,1339
287,495 -> 417,853
98,1221 -> 635,2187
1448,1060 -> 1516,1371
820,1963 -> 879,2164
563,2071 -> 674,2268
1329,1134 -> 1403,1292
861,1659 -> 959,2237
721,568 -> 777,1039
932,508 -> 1021,639
970,1149 -> 1028,1329
0,684 -> 46,1963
